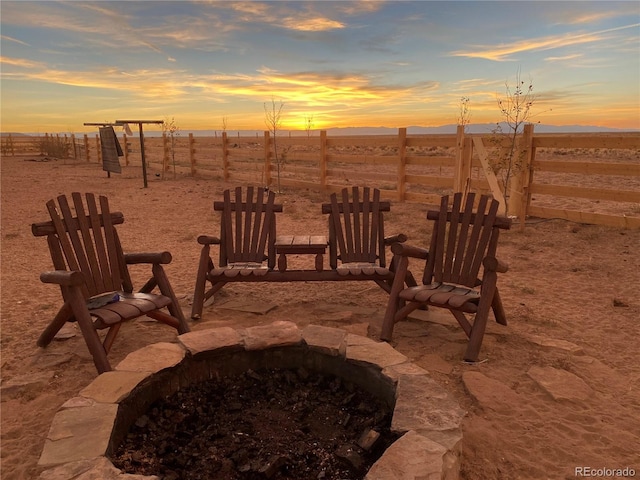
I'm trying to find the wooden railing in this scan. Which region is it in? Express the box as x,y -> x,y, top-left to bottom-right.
4,128 -> 639,228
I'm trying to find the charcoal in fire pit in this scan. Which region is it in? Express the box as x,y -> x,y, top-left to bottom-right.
111,367 -> 399,480
335,444 -> 365,473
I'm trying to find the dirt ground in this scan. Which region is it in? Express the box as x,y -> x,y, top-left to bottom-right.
1,153 -> 639,480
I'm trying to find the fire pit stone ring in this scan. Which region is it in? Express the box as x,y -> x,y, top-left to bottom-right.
37,321 -> 465,480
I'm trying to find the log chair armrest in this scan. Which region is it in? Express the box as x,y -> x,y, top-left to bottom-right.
40,270 -> 84,286
390,242 -> 429,260
384,233 -> 408,245
483,256 -> 509,273
197,235 -> 221,246
124,252 -> 172,265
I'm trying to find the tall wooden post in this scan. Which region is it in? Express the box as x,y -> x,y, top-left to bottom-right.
397,128 -> 407,202
189,133 -> 196,176
222,131 -> 229,181
461,137 -> 473,199
83,134 -> 90,162
122,134 -> 130,166
264,131 -> 272,186
114,120 -> 163,188
7,134 -> 14,156
513,123 -> 536,230
138,123 -> 148,188
453,125 -> 467,193
95,135 -> 101,165
162,132 -> 169,177
71,134 -> 77,159
319,130 -> 328,189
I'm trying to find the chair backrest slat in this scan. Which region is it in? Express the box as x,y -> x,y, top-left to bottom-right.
443,192 -> 463,278
458,195 -> 489,285
99,194 -> 122,290
71,192 -> 105,293
234,187 -> 243,261
425,193 -> 508,288
341,189 -> 355,258
329,194 -> 348,263
464,197 -> 499,286
361,188 -> 370,260
256,190 -> 276,263
450,193 -> 476,283
351,187 -> 362,259
221,189 -> 234,264
57,195 -> 96,293
85,194 -> 115,292
369,188 -> 381,264
242,186 -> 255,260
250,187 -> 265,256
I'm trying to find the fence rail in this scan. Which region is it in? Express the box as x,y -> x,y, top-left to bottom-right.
3,127 -> 639,228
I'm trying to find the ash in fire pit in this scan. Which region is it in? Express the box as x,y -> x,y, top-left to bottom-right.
111,367 -> 398,479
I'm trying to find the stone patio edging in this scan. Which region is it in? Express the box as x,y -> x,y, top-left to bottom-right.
37,321 -> 465,480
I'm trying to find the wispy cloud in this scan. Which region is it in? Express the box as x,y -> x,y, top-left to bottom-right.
1,2 -> 175,60
0,56 -> 44,68
282,16 -> 344,32
0,35 -> 30,46
450,23 -> 640,61
1,52 -> 438,111
225,1 -> 345,32
545,53 -> 583,62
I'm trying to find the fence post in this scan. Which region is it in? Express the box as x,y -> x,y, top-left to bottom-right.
122,134 -> 130,166
462,137 -> 473,198
83,134 -> 90,162
162,132 -> 169,176
71,134 -> 77,159
222,131 -> 229,181
95,134 -> 101,165
264,131 -> 272,186
453,125 -> 467,193
189,133 -> 196,176
319,130 -> 328,189
512,124 -> 535,229
397,128 -> 407,201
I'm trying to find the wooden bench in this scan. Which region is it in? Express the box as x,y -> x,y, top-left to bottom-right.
191,186 -> 411,320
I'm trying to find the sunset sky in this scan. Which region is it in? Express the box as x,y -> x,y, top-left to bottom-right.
1,1 -> 639,134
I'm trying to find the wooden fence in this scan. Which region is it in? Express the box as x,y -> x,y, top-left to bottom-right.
3,127 -> 639,228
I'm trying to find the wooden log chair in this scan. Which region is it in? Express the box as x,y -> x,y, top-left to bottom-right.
322,186 -> 411,293
380,192 -> 511,362
32,193 -> 190,374
191,186 -> 283,319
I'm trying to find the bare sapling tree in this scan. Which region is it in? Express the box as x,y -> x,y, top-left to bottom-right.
490,68 -> 539,216
304,114 -> 315,137
162,117 -> 180,179
457,96 -> 471,132
264,98 -> 285,192
222,116 -> 228,133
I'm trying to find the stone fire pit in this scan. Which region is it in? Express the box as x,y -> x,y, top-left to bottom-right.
37,321 -> 465,479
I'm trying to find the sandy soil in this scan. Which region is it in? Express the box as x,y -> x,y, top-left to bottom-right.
1,153 -> 639,480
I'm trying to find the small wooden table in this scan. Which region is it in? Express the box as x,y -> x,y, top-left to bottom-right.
275,235 -> 328,272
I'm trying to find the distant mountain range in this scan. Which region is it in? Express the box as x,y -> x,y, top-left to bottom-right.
2,122 -> 636,138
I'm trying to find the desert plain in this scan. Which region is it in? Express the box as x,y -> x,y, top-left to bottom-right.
1,140 -> 639,480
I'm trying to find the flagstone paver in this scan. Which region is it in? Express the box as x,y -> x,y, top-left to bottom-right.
528,365 -> 594,401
